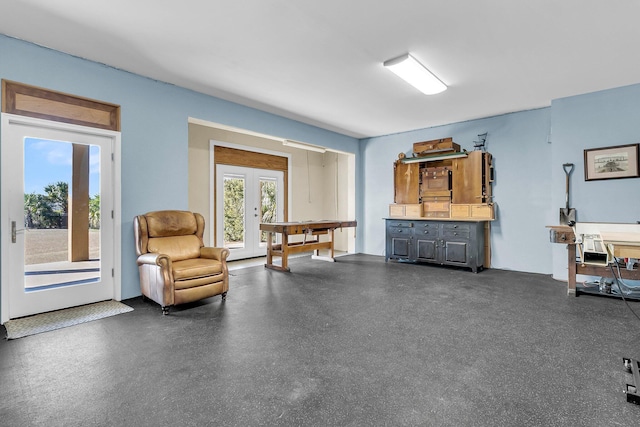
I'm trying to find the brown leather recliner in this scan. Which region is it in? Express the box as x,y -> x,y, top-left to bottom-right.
134,210 -> 230,315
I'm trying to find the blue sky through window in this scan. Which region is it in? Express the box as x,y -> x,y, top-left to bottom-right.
24,137 -> 100,197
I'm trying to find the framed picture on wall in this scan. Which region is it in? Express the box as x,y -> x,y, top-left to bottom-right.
584,143 -> 640,181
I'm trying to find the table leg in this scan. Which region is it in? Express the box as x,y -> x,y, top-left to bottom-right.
567,243 -> 577,296
281,233 -> 289,271
266,231 -> 273,267
330,228 -> 335,260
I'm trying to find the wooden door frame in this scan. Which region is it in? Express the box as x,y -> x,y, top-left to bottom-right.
209,140 -> 291,247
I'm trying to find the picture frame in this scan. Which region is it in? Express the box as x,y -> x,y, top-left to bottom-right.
583,143 -> 640,181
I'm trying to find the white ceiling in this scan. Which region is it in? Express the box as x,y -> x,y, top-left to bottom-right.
2,0 -> 640,138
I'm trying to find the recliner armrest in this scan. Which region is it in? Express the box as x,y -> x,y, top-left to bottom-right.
137,252 -> 171,268
200,247 -> 230,262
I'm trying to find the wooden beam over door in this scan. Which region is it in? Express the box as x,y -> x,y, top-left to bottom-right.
2,80 -> 120,131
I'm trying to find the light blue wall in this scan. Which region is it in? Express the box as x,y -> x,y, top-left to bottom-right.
550,84 -> 640,279
361,109 -> 554,274
0,35 -> 361,306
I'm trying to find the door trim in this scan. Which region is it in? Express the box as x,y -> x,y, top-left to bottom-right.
0,113 -> 121,324
209,140 -> 291,246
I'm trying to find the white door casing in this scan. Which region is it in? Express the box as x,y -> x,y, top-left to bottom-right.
1,114 -> 121,323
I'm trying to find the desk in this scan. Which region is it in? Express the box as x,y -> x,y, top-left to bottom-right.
260,220 -> 357,272
547,225 -> 640,296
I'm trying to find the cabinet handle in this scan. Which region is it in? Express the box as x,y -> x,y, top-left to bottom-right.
454,232 -> 458,236
424,231 -> 429,234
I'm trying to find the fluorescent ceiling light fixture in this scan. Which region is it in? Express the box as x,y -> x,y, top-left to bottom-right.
283,140 -> 326,153
383,53 -> 447,95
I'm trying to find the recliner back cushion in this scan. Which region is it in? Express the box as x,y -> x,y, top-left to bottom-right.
146,211 -> 197,238
148,235 -> 201,261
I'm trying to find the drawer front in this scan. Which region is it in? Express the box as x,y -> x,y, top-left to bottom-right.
389,204 -> 422,218
387,220 -> 413,228
442,222 -> 471,231
470,204 -> 494,220
423,200 -> 450,212
415,226 -> 437,236
420,189 -> 451,198
450,204 -> 470,218
442,222 -> 471,239
442,229 -> 470,239
388,227 -> 412,236
549,229 -> 575,243
387,220 -> 414,235
424,211 -> 450,219
414,221 -> 438,230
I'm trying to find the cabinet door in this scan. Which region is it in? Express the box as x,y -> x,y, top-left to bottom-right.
390,236 -> 412,259
452,151 -> 487,204
416,238 -> 437,261
394,162 -> 420,204
444,240 -> 468,264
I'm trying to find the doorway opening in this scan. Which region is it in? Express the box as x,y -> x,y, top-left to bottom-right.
187,118 -> 357,266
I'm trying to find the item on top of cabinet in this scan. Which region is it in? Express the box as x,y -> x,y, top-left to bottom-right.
413,137 -> 461,157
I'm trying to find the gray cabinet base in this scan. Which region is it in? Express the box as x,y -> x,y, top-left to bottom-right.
385,219 -> 486,273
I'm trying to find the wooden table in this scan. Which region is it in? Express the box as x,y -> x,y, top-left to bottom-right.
260,220 -> 357,272
547,225 -> 640,296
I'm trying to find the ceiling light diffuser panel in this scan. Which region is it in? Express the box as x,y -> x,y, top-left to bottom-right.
383,54 -> 447,95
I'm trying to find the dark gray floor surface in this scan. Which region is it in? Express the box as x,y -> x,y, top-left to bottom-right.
2,254 -> 640,426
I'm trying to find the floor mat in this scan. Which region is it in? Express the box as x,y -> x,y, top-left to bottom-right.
4,300 -> 133,339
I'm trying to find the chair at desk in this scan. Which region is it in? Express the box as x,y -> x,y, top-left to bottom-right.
134,210 -> 230,314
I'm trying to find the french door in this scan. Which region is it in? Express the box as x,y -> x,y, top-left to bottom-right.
1,114 -> 116,322
216,165 -> 284,261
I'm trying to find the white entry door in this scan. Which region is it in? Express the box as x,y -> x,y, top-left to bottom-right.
1,114 -> 117,322
216,165 -> 284,261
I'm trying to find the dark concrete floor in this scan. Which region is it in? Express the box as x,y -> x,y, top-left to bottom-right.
2,254 -> 640,426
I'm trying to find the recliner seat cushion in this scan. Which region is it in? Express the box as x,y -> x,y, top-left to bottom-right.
172,258 -> 223,281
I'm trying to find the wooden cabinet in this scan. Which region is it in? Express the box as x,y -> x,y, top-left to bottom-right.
388,137 -> 493,271
385,219 -> 485,273
391,146 -> 494,220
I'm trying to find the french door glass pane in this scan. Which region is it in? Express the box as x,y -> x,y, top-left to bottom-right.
223,175 -> 245,248
23,138 -> 101,291
259,178 -> 277,243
